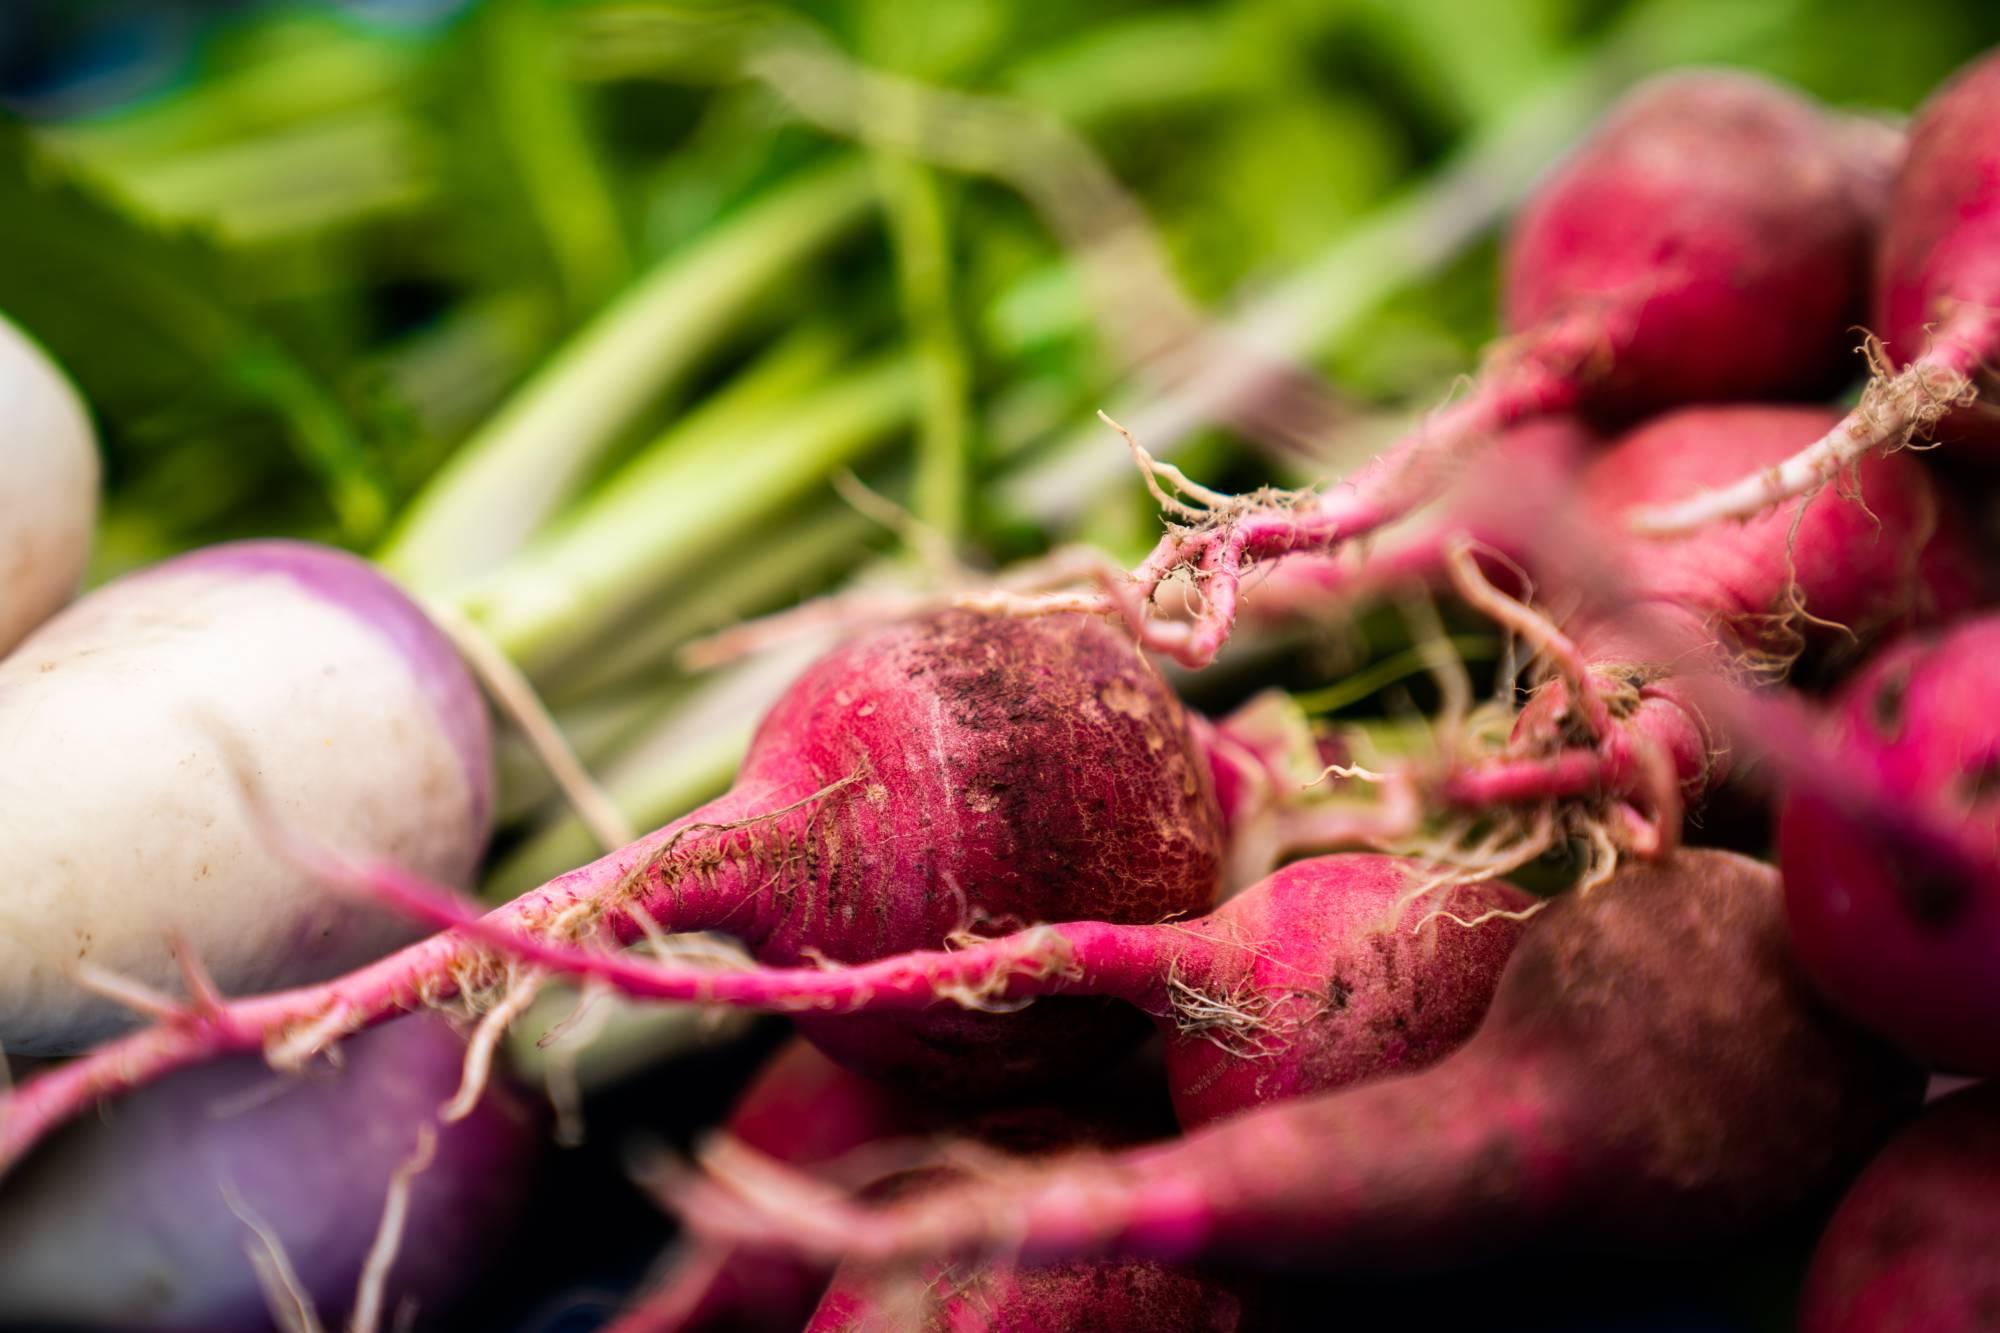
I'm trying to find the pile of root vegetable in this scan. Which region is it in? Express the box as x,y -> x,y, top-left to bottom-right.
12,14 -> 2000,1333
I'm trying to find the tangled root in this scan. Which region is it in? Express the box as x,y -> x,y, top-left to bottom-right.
1858,332 -> 1979,453
1163,965 -> 1291,1061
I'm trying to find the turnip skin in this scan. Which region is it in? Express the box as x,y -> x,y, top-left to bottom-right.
0,1014 -> 539,1333
0,311 -> 98,657
0,539 -> 492,1055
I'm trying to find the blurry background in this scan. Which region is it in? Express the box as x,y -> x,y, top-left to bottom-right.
3,5 -> 1997,1326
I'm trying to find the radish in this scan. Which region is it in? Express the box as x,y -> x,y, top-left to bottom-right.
0,310 -> 98,656
804,1170 -> 1245,1333
1043,71 -> 1894,668
1799,1082 -> 2000,1333
719,1052 -> 1235,1333
0,610 -> 1224,1164
1430,404 -> 1977,856
617,1039 -> 942,1333
326,853 -> 1531,1132
1631,48 -> 2000,535
608,852 -> 1526,1329
0,1014 -> 540,1333
1777,615 -> 2000,1075
0,539 -> 492,1056
1233,415 -> 1597,628
668,850 -> 1921,1274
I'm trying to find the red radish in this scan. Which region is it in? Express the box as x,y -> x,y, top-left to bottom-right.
1231,416 -> 1598,629
0,311 -> 98,656
669,851 -> 1921,1274
1430,404 -> 1978,855
320,853 -> 1531,1132
1631,49 -> 2000,535
617,1040 -> 941,1333
0,610 -> 1224,1167
1799,1082 -> 2000,1333
1778,616 -> 2000,1075
0,539 -> 492,1056
0,1014 -> 540,1333
736,1055 -> 1231,1333
1035,71 -> 1894,668
804,1171 -> 1244,1333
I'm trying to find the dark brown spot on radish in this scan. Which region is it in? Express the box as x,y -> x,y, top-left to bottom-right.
1871,668 -> 1909,736
1894,859 -> 1969,931
1864,1201 -> 1923,1255
1960,754 -> 2000,807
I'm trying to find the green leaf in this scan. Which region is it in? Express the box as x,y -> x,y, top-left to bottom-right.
0,120 -> 396,545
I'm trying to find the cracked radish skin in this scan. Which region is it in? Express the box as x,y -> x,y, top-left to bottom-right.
0,539 -> 491,1055
0,311 -> 98,656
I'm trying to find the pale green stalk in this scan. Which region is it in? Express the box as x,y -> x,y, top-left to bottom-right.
382,158 -> 874,590
460,355 -> 918,679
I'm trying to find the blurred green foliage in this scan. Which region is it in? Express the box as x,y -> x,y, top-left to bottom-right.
7,0 -> 1996,581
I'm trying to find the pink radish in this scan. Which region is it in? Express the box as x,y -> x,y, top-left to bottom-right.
666,850 -> 1920,1275
1778,615 -> 2000,1075
1799,1081 -> 2000,1333
1429,404 -> 1977,856
276,852 -> 1532,1132
1038,71 -> 1895,668
1631,48 -> 2000,534
617,1040 -> 941,1333
804,1168 -> 1244,1333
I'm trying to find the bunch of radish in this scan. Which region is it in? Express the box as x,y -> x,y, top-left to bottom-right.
15,43 -> 2000,1333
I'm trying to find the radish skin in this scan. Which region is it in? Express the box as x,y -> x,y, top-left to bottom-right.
0,540 -> 492,1055
1778,616 -> 2000,1075
316,853 -> 1530,1132
0,311 -> 98,657
1020,71 -> 1893,668
806,1167 -> 1244,1333
1434,404 -> 1978,851
615,1040 -> 942,1333
1631,49 -> 2000,535
670,851 -> 1921,1274
1799,1082 -> 2000,1333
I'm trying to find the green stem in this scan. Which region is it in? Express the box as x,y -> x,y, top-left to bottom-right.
995,0 -> 1805,524
1292,638 -> 1499,716
381,157 -> 875,591
460,353 -> 918,679
479,0 -> 632,313
874,154 -> 969,544
547,502 -> 875,700
492,679 -> 688,823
